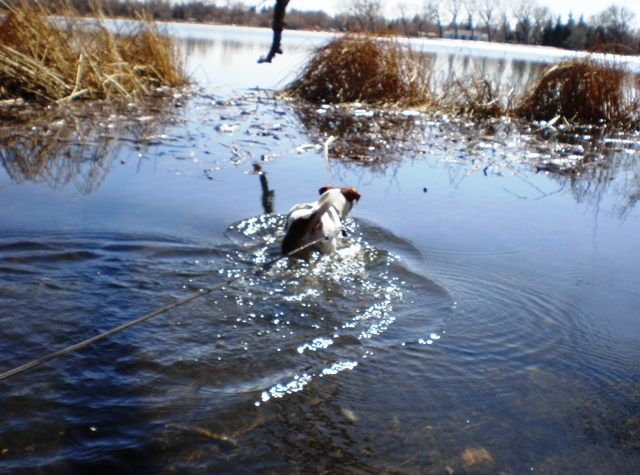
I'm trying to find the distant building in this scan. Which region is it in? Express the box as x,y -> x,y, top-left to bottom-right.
443,29 -> 488,41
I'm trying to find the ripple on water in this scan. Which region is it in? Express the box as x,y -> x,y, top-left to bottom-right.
0,219 -> 451,472
2,216 -> 639,473
221,216 -> 451,406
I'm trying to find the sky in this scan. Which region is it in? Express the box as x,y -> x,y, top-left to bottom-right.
280,0 -> 640,27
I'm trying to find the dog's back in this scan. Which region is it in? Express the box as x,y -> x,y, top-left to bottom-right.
281,187 -> 360,256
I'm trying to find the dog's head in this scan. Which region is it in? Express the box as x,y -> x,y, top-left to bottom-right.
318,185 -> 361,219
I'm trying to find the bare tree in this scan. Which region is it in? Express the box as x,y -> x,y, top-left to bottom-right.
426,1 -> 446,38
513,0 -> 535,44
531,5 -> 551,44
478,0 -> 499,41
595,4 -> 637,47
464,0 -> 477,38
445,0 -> 464,39
413,7 -> 429,36
346,0 -> 385,32
512,0 -> 549,44
499,2 -> 510,42
397,2 -> 412,36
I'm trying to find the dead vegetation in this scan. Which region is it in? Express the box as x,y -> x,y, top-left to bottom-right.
446,78 -> 510,118
0,0 -> 187,103
285,35 -> 431,106
517,58 -> 632,124
284,35 -> 639,128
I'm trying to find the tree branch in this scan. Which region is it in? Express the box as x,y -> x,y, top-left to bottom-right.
258,0 -> 291,63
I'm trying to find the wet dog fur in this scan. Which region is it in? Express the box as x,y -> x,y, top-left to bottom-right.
281,185 -> 361,256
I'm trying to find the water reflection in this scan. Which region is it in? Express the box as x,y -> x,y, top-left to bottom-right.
182,37 -> 215,57
2,26 -> 640,474
0,100 -> 177,194
417,44 -> 548,99
171,26 -> 333,90
292,102 -> 420,172
249,163 -> 275,214
291,97 -> 640,217
534,131 -> 640,220
1,121 -> 118,195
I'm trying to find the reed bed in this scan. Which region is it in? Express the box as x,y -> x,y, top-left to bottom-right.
517,58 -> 630,123
446,78 -> 510,118
0,0 -> 187,103
285,35 -> 639,127
285,35 -> 431,106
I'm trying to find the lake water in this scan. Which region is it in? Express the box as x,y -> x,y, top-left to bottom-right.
1,25 -> 640,474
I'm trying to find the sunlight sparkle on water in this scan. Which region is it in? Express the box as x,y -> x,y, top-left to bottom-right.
297,337 -> 334,354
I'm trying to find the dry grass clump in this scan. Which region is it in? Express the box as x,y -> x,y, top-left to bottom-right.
285,35 -> 639,128
517,58 -> 628,123
0,0 -> 187,102
446,79 -> 511,118
285,35 -> 430,106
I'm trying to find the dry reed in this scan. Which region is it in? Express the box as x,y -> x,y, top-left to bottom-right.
517,58 -> 628,123
285,35 -> 431,106
284,35 -> 639,128
0,0 -> 187,102
448,78 -> 509,118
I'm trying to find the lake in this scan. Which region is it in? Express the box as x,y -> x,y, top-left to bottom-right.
1,24 -> 639,474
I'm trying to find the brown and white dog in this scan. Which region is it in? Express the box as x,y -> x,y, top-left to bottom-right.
281,185 -> 361,256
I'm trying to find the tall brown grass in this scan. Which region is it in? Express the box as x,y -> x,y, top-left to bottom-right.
285,35 -> 431,106
284,34 -> 639,127
447,78 -> 509,118
517,58 -> 629,123
0,0 -> 187,102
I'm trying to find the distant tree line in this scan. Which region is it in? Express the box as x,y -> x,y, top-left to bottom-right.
23,0 -> 640,54
394,0 -> 639,53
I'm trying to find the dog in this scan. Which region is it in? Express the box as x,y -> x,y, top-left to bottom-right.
281,185 -> 361,256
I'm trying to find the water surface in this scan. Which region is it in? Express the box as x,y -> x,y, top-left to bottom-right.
1,25 -> 639,474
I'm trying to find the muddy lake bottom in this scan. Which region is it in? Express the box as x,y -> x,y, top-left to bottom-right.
1,27 -> 640,475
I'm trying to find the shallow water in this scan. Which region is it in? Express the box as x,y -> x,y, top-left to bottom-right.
1,25 -> 640,474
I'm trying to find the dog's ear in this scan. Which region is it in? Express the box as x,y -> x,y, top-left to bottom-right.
319,185 -> 333,195
342,187 -> 361,203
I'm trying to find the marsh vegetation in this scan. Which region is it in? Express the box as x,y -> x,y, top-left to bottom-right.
0,0 -> 186,102
285,35 -> 640,128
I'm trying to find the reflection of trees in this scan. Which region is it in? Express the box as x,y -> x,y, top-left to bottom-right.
0,125 -> 118,195
0,101 -> 171,194
182,37 -> 216,57
290,102 -> 424,188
